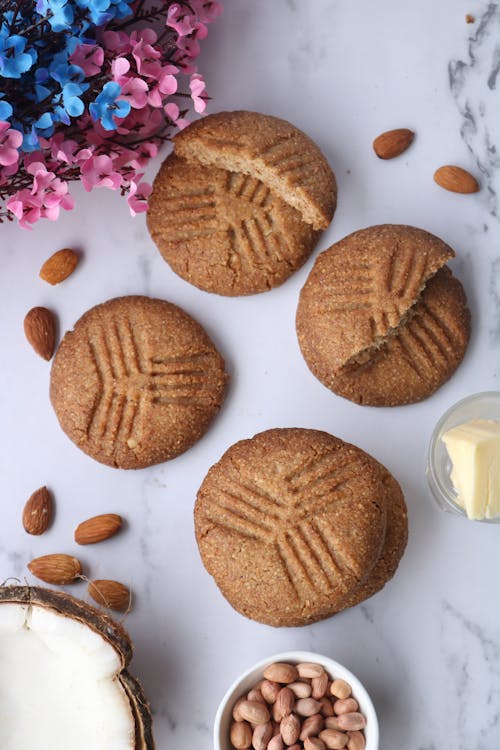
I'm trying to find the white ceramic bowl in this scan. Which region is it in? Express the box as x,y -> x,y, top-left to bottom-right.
214,650 -> 379,750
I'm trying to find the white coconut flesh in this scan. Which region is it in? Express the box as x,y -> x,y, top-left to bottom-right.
0,602 -> 135,750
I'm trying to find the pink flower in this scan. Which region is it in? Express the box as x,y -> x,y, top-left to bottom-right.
101,30 -> 131,54
190,73 -> 207,113
120,77 -> 149,109
164,103 -> 190,130
127,177 -> 152,216
7,189 -> 42,229
111,57 -> 130,83
80,155 -> 122,191
0,122 -> 22,167
70,44 -> 104,76
166,4 -> 201,37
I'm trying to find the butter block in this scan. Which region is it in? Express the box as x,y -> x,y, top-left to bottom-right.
442,419 -> 500,520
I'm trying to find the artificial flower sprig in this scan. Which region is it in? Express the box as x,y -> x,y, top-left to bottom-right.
0,0 -> 221,227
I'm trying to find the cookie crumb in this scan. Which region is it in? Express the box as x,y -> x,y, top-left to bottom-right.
465,13 -> 475,23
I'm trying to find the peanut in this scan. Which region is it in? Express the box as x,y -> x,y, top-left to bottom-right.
319,729 -> 349,749
248,688 -> 266,704
273,688 -> 295,721
289,681 -> 312,698
304,738 -> 326,750
319,697 -> 334,717
230,721 -> 252,749
263,663 -> 299,684
336,713 -> 366,732
252,721 -> 273,750
280,714 -> 301,746
295,698 -> 322,717
233,697 -> 247,722
325,716 -> 343,731
299,714 -> 324,740
347,731 -> 366,750
312,673 -> 329,700
333,698 -> 358,716
297,662 -> 326,679
238,700 -> 270,726
261,680 -> 281,704
268,734 -> 284,750
330,680 -> 351,700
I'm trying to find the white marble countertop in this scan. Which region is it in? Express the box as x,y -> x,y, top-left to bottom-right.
1,1 -> 500,748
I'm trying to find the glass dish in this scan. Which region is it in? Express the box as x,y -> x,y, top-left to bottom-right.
426,391 -> 500,523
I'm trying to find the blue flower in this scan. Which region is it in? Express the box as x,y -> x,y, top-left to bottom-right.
0,34 -> 36,79
61,81 -> 88,116
34,111 -> 55,137
0,95 -> 12,120
20,125 -> 40,152
89,81 -> 130,130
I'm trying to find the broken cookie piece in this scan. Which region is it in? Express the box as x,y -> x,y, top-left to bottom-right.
296,224 -> 470,406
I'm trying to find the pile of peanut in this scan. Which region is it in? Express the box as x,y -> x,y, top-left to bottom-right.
229,661 -> 367,750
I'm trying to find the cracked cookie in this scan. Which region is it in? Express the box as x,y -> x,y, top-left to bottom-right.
50,296 -> 228,469
147,111 -> 337,295
296,224 -> 471,406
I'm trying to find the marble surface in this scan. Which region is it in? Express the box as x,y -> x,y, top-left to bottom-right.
1,1 -> 500,748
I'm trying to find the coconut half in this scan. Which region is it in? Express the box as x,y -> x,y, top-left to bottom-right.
0,586 -> 154,750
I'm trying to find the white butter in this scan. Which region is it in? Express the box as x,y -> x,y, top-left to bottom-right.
442,419 -> 500,520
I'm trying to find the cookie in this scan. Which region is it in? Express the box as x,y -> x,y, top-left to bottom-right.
194,428 -> 402,627
148,111 -> 336,296
296,224 -> 470,406
50,296 -> 228,469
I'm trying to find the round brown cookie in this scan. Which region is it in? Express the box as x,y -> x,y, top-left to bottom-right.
50,296 -> 228,469
332,470 -> 408,613
194,428 -> 389,627
147,154 -> 319,296
173,111 -> 337,231
296,224 -> 470,406
329,267 -> 470,405
148,111 -> 336,296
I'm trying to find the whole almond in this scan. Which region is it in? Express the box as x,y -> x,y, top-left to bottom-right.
22,486 -> 53,535
268,735 -> 284,750
333,698 -> 358,716
75,513 -> 123,545
434,165 -> 479,193
263,663 -> 299,684
24,306 -> 56,361
295,698 -> 322,717
273,687 -> 295,721
300,714 -> 325,740
312,672 -> 329,700
319,697 -> 335,717
28,553 -> 81,584
347,731 -> 366,750
238,700 -> 270,726
319,729 -> 348,749
261,680 -> 281,704
39,248 -> 79,285
289,681 -> 312,698
88,580 -> 131,612
230,721 -> 252,750
280,714 -> 300,746
373,128 -> 414,159
296,663 -> 325,679
252,721 -> 273,750
304,738 -> 326,750
336,714 -> 366,732
330,680 -> 352,700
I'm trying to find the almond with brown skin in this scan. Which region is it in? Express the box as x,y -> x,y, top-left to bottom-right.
22,486 -> 53,535
39,248 -> 79,285
23,306 -> 56,361
434,165 -> 480,193
88,580 -> 131,612
74,513 -> 123,545
373,128 -> 414,159
28,554 -> 82,584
